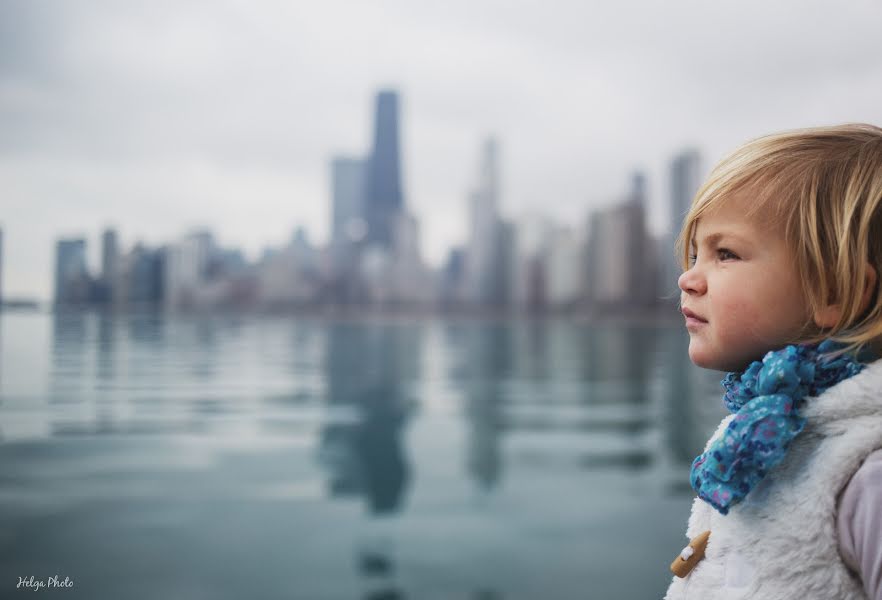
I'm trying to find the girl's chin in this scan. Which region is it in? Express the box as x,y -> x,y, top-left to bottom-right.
688,345 -> 750,372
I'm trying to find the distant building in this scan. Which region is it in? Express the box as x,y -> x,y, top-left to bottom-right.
255,228 -> 322,309
101,229 -> 118,283
511,215 -> 553,313
100,228 -> 119,305
495,220 -> 516,311
586,172 -> 654,310
0,226 -> 3,305
327,157 -> 368,305
290,226 -> 319,278
54,238 -> 91,305
364,90 -> 405,249
587,206 -> 630,305
163,230 -> 214,310
631,171 -> 647,207
390,212 -> 432,305
210,248 -> 248,280
464,138 -> 506,307
666,149 -> 702,300
331,157 -> 368,246
670,150 -> 702,238
546,226 -> 584,309
440,247 -> 466,308
125,244 -> 164,306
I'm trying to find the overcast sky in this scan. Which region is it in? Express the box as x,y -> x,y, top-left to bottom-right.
2,0 -> 881,301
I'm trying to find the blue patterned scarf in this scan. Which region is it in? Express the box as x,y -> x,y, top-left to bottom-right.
690,340 -> 868,514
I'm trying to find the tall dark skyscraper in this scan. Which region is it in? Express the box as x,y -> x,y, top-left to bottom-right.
364,90 -> 404,249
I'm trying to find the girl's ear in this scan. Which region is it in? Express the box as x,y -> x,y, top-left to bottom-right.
812,264 -> 878,329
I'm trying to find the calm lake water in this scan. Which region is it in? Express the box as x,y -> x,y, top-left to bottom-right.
0,311 -> 726,600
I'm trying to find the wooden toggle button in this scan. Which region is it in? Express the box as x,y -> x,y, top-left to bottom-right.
670,530 -> 711,578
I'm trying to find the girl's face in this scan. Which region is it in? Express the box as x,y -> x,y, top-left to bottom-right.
677,196 -> 813,372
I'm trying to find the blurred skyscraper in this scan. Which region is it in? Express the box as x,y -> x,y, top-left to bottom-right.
546,225 -> 583,309
670,150 -> 702,235
164,230 -> 214,311
586,172 -> 654,309
391,212 -> 433,304
331,157 -> 368,246
328,156 -> 368,304
511,215 -> 553,312
54,238 -> 91,305
100,228 -> 119,305
0,226 -> 3,305
123,244 -> 164,306
631,171 -> 647,208
440,247 -> 466,308
364,90 -> 405,250
587,207 -> 630,305
464,138 -> 507,307
496,221 -> 516,310
666,150 -> 702,300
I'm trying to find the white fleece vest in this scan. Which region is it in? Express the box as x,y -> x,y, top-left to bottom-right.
664,358 -> 882,600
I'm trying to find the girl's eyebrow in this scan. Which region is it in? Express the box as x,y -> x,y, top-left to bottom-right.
691,231 -> 752,249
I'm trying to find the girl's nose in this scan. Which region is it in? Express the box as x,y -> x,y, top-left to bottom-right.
678,267 -> 707,295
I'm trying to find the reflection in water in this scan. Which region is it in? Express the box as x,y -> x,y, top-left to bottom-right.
583,324 -> 654,403
50,311 -> 87,406
661,326 -> 725,467
318,322 -> 419,600
94,314 -> 117,435
663,327 -> 697,464
127,311 -> 166,347
319,324 -> 414,509
191,317 -> 218,379
96,313 -> 116,382
466,321 -> 664,476
1,313 -> 730,599
458,323 -> 509,492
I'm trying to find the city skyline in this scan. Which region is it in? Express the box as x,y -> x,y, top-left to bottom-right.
9,86 -> 699,309
2,1 -> 882,300
42,88 -> 692,315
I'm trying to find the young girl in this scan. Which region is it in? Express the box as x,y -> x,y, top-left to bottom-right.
664,124 -> 882,600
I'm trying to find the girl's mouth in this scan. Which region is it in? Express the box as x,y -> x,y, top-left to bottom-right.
682,307 -> 708,327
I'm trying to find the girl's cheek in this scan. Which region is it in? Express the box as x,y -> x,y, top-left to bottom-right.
718,300 -> 756,337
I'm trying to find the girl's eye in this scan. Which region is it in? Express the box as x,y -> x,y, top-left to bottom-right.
717,248 -> 739,261
688,254 -> 698,265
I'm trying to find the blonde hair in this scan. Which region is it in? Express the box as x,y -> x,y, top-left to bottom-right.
677,123 -> 882,356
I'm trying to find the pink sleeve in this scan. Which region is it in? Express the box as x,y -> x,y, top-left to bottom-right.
837,448 -> 882,600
